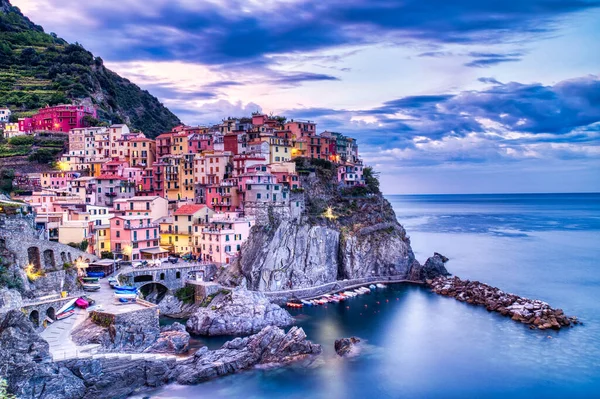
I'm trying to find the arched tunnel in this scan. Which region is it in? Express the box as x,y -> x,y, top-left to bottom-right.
139,283 -> 169,304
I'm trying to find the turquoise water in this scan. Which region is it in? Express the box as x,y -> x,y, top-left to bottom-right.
145,193 -> 600,399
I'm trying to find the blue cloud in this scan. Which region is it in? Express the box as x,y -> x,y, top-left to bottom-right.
465,52 -> 523,67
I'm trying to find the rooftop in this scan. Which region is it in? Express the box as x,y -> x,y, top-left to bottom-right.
174,204 -> 208,215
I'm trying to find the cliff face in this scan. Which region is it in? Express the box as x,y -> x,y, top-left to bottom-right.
232,159 -> 419,292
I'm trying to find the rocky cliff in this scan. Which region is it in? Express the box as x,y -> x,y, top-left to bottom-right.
229,158 -> 420,291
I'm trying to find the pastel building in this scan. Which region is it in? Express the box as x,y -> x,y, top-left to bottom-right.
168,204 -> 215,254
195,214 -> 255,265
109,215 -> 163,261
30,104 -> 97,133
113,196 -> 168,221
0,108 -> 10,123
86,205 -> 114,256
337,162 -> 365,186
94,175 -> 135,208
40,171 -> 80,190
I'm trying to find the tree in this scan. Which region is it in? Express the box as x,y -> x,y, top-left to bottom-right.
363,166 -> 381,194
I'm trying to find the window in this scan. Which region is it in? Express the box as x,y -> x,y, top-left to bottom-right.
188,216 -> 191,222
225,235 -> 229,241
257,193 -> 261,199
116,231 -> 120,238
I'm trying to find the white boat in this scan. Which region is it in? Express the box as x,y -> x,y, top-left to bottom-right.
115,292 -> 137,300
376,283 -> 387,288
56,309 -> 75,320
343,291 -> 357,297
56,298 -> 78,315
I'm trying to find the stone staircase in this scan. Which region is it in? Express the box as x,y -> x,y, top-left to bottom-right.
52,346 -> 189,362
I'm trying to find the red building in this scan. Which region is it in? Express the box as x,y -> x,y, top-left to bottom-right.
29,104 -> 97,133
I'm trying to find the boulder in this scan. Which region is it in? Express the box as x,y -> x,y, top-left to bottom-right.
146,322 -> 190,354
186,289 -> 293,336
334,336 -> 360,356
409,253 -> 451,281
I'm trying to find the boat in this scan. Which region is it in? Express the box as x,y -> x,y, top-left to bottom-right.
376,283 -> 387,289
56,298 -> 78,315
118,298 -> 136,303
115,292 -> 137,300
286,300 -> 303,308
369,284 -> 377,290
56,309 -> 75,320
87,271 -> 105,278
113,285 -> 137,292
44,316 -> 54,324
343,291 -> 357,297
300,300 -> 313,306
82,283 -> 101,292
75,297 -> 89,309
81,277 -> 99,283
86,304 -> 104,312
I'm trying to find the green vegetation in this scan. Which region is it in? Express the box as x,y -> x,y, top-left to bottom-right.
28,147 -> 60,163
66,240 -> 88,252
0,377 -> 17,399
0,3 -> 180,137
7,135 -> 33,146
174,285 -> 195,304
363,166 -> 381,194
0,168 -> 14,192
100,251 -> 114,259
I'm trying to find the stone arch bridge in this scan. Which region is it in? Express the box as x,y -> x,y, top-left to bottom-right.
117,263 -> 216,292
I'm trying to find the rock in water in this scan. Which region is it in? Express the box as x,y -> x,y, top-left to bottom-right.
334,337 -> 361,356
146,322 -> 190,354
186,289 -> 293,336
176,326 -> 321,385
409,252 -> 451,281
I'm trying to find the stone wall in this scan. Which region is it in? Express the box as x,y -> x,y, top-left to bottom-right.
262,276 -> 421,305
243,192 -> 305,226
186,281 -> 221,302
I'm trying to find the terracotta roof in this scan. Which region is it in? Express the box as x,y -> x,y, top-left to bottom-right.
96,174 -> 125,180
173,204 -> 207,215
130,137 -> 153,142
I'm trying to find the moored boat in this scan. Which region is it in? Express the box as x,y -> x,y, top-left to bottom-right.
369,284 -> 377,290
286,300 -> 303,308
376,283 -> 387,289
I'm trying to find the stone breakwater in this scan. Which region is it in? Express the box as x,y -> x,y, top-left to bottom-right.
428,276 -> 580,330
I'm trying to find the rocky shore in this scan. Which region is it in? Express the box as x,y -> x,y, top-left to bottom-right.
0,309 -> 320,399
428,276 -> 579,330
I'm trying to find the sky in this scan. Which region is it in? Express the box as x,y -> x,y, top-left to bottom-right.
12,0 -> 600,194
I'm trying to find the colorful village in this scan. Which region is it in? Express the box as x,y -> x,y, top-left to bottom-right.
1,104 -> 365,267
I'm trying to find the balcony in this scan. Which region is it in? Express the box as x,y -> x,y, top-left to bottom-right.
123,222 -> 159,230
105,192 -> 117,197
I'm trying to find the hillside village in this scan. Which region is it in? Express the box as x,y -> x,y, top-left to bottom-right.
1,104 -> 368,266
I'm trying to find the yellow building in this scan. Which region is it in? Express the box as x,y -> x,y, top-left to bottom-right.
170,204 -> 215,254
264,136 -> 292,163
170,133 -> 189,155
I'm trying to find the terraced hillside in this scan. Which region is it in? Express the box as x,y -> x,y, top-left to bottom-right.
0,0 -> 181,137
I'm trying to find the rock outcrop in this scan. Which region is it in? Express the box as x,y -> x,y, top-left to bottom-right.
334,336 -> 360,356
176,326 -> 321,384
72,307 -> 163,352
158,293 -> 198,318
0,310 -> 86,399
186,289 -> 293,336
1,308 -> 320,399
428,276 -> 579,330
146,322 -> 190,354
409,252 -> 451,281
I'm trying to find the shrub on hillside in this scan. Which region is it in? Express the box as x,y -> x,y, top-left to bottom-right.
8,135 -> 33,146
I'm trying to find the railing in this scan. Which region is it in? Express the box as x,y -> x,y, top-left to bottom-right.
123,222 -> 159,230
105,192 -> 117,197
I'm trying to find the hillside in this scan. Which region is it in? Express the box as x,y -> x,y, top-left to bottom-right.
0,0 -> 180,137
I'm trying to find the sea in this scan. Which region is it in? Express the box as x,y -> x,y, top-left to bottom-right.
143,193 -> 600,399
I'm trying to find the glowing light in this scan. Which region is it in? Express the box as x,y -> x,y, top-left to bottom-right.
25,263 -> 44,281
122,245 -> 133,258
56,161 -> 69,171
323,207 -> 337,220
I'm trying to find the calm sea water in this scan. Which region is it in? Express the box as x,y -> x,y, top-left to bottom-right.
144,193 -> 600,399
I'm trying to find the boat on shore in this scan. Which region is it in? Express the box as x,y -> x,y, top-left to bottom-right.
81,277 -> 99,283
115,292 -> 137,300
56,298 -> 78,315
112,285 -> 137,292
56,309 -> 75,320
87,271 -> 105,278
82,283 -> 101,292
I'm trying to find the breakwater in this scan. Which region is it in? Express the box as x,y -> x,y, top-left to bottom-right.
428,276 -> 579,330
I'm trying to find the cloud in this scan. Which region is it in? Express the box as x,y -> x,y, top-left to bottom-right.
464,52 -> 524,67
282,74 -> 600,169
15,0 -> 600,69
268,72 -> 340,87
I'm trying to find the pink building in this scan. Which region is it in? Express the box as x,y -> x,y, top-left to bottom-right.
337,163 -> 365,187
109,215 -> 163,261
40,171 -> 80,189
18,117 -> 33,133
195,214 -> 255,265
30,104 -> 97,133
205,180 -> 240,212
